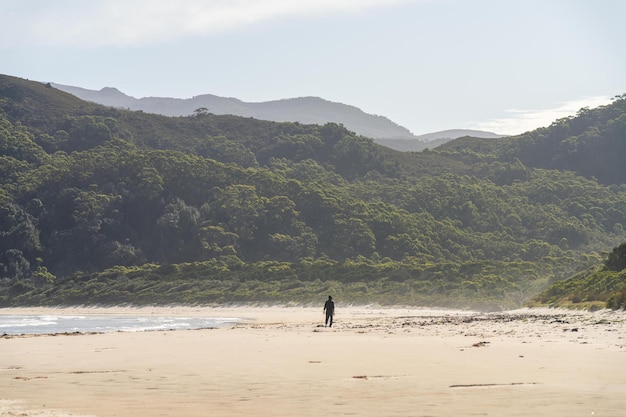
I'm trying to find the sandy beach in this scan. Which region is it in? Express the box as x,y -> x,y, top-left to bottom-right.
1,305 -> 625,417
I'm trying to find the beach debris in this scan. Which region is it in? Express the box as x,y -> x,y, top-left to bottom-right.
450,382 -> 538,388
352,375 -> 395,380
68,370 -> 126,374
472,341 -> 490,348
14,376 -> 48,381
2,331 -> 103,339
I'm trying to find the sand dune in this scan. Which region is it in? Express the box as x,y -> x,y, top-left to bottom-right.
1,306 -> 625,416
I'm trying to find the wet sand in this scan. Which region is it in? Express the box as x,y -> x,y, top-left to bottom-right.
1,306 -> 625,416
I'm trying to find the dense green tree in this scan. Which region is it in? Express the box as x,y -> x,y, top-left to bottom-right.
0,203 -> 40,279
197,135 -> 258,168
605,242 -> 626,272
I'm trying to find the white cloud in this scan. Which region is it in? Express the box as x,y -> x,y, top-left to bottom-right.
469,96 -> 614,135
1,0 -> 419,47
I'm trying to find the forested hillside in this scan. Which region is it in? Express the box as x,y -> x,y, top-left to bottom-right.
440,95 -> 626,185
532,242 -> 626,310
1,74 -> 625,309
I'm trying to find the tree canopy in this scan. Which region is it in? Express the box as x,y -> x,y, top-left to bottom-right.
1,74 -> 625,309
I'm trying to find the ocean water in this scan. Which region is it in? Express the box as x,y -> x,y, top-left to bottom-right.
0,314 -> 242,335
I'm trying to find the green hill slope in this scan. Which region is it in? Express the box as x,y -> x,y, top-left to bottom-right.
439,95 -> 626,185
1,74 -> 626,309
532,241 -> 626,310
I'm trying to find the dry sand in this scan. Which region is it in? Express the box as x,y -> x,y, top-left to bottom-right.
1,306 -> 625,417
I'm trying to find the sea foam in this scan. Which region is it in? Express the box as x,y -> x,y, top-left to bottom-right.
0,314 -> 240,335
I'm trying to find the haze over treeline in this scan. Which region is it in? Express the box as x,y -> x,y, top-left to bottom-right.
1,74 -> 625,309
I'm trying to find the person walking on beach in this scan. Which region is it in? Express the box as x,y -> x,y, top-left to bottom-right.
323,296 -> 335,327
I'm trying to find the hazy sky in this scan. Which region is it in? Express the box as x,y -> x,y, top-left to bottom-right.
2,0 -> 625,135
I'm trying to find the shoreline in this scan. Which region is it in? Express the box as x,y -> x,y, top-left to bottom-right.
2,306 -> 625,416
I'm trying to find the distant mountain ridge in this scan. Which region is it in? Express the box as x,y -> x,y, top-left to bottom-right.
51,83 -> 417,140
376,129 -> 505,152
50,83 -> 501,149
415,129 -> 503,142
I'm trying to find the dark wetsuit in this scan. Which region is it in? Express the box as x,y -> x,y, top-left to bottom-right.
324,299 -> 335,327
